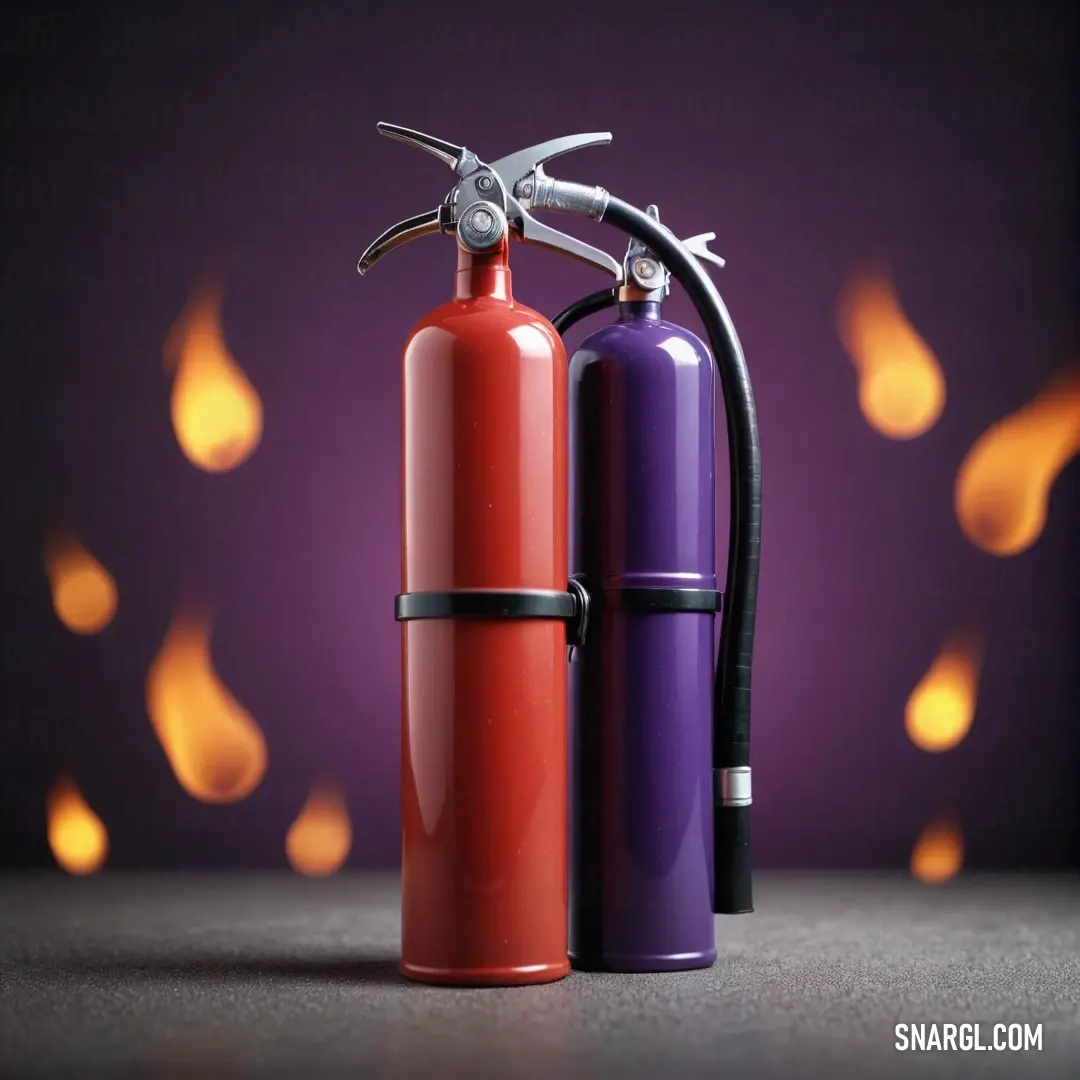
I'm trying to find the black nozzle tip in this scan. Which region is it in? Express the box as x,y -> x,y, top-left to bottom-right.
714,803 -> 753,914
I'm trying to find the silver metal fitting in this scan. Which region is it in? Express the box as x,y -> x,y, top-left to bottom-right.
630,256 -> 663,290
715,766 -> 752,807
527,177 -> 609,220
618,205 -> 670,301
457,201 -> 507,252
614,205 -> 727,301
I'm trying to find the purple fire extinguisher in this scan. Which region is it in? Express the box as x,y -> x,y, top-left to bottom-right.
514,180 -> 761,949
552,207 -> 748,971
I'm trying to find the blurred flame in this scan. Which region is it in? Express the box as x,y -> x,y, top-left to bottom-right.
905,630 -> 985,752
164,278 -> 262,473
286,780 -> 353,876
146,603 -> 268,803
44,534 -> 118,635
838,264 -> 946,439
910,816 -> 963,884
47,774 -> 109,875
954,371 -> 1080,557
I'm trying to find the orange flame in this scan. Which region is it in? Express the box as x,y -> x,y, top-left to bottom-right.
905,630 -> 985,752
47,774 -> 109,875
164,278 -> 263,473
146,602 -> 268,803
44,534 -> 118,635
837,264 -> 946,439
286,780 -> 353,876
910,816 -> 963,884
954,371 -> 1080,557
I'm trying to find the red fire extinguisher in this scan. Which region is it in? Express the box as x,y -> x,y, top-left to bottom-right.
357,124 -> 618,986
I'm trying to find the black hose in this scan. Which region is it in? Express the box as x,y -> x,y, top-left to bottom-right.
552,287 -> 618,335
560,196 -> 761,916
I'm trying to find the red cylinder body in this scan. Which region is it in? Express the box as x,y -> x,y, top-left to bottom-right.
399,240 -> 570,986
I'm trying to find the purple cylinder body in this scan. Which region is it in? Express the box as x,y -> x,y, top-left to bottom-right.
568,299 -> 717,972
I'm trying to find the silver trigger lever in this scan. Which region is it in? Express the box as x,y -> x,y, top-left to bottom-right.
681,233 -> 726,270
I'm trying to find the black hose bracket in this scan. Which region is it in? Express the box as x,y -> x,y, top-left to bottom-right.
566,577 -> 591,658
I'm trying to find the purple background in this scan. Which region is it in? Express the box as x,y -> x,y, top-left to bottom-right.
2,0 -> 1077,870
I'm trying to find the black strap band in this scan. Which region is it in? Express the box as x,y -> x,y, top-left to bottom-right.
395,589 -> 577,622
393,580 -> 713,648
572,577 -> 722,614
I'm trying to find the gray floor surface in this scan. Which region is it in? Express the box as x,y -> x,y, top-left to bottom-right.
0,871 -> 1077,1078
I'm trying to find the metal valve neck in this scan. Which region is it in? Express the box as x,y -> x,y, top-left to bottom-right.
617,298 -> 662,322
454,240 -> 511,301
618,282 -> 666,304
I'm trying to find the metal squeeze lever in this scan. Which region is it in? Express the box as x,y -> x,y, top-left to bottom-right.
357,123 -> 621,278
683,233 -> 727,270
